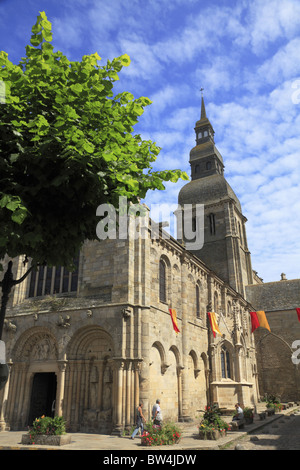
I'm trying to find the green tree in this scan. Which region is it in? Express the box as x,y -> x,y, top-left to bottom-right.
0,11 -> 188,269
0,11 -> 188,338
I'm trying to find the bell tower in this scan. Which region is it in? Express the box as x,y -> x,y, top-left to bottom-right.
190,95 -> 225,181
178,95 -> 253,296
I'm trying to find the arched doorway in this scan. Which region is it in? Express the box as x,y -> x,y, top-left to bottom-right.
28,372 -> 57,424
7,327 -> 59,430
256,331 -> 299,401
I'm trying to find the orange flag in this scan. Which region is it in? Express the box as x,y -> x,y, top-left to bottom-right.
207,312 -> 222,337
169,308 -> 180,334
249,311 -> 271,333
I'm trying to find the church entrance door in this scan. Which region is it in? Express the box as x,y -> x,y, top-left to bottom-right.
28,372 -> 57,425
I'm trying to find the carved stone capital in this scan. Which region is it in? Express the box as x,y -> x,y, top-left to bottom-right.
161,362 -> 170,375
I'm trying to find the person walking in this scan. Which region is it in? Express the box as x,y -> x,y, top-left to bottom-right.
130,402 -> 146,439
152,399 -> 162,426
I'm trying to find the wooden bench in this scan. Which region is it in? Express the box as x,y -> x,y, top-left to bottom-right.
230,418 -> 245,431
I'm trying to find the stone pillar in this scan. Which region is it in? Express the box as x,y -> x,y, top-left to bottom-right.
177,365 -> 184,418
65,361 -> 74,427
139,306 -> 150,419
235,344 -> 243,384
74,360 -> 83,431
112,359 -> 124,435
16,363 -> 27,428
125,361 -> 132,428
179,253 -> 192,422
56,356 -> 67,417
0,361 -> 12,431
96,360 -> 104,411
6,363 -> 17,427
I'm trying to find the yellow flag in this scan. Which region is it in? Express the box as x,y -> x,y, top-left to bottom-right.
169,308 -> 180,334
207,312 -> 222,337
256,311 -> 271,331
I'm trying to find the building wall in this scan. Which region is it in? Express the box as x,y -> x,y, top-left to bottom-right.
0,224 -> 259,433
246,279 -> 300,402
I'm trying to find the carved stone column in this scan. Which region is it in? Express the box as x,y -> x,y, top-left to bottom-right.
125,361 -> 132,428
112,359 -> 124,435
177,365 -> 184,419
0,361 -> 12,431
56,356 -> 68,417
96,360 -> 104,411
16,363 -> 28,428
179,253 -> 192,422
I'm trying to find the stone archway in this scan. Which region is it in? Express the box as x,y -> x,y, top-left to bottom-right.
149,342 -> 180,422
256,331 -> 299,402
6,327 -> 59,430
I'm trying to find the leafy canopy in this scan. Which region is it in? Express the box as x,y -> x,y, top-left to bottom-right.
0,12 -> 188,269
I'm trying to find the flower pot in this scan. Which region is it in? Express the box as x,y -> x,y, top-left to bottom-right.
21,434 -> 71,446
245,416 -> 253,424
199,429 -> 224,440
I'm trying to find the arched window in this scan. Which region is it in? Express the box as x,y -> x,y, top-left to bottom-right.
214,291 -> 219,313
221,347 -> 232,379
192,216 -> 196,233
159,259 -> 167,303
196,284 -> 200,318
209,213 -> 216,235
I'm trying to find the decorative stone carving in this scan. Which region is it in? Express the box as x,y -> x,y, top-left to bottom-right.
4,319 -> 17,333
57,314 -> 71,328
30,336 -> 57,361
122,307 -> 132,319
161,362 -> 170,374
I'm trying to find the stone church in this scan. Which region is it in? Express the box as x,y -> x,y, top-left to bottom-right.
0,97 -> 298,434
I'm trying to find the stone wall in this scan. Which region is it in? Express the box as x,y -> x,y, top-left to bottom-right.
246,279 -> 300,402
0,226 -> 259,433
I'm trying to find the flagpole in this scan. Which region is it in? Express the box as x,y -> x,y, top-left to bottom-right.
219,310 -> 231,336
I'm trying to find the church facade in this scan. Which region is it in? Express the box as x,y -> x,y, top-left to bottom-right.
0,98 -> 279,434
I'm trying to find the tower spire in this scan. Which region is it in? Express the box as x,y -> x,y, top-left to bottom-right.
200,88 -> 207,120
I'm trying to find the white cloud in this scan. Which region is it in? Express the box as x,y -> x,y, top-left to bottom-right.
246,0 -> 300,54
256,38 -> 300,86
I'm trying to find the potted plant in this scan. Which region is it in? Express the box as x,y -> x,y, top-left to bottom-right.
22,415 -> 71,446
198,405 -> 230,440
264,394 -> 283,414
243,407 -> 254,424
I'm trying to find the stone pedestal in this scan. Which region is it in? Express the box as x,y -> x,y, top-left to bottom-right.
21,434 -> 72,446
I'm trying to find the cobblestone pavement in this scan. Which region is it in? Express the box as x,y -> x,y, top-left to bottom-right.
225,410 -> 300,450
0,406 -> 299,451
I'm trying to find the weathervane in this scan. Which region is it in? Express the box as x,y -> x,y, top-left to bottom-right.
200,87 -> 204,97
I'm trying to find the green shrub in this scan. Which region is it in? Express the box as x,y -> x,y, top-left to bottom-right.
200,404 -> 230,432
28,415 -> 66,443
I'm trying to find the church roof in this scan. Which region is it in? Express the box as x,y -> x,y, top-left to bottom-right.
178,173 -> 242,213
189,140 -> 224,164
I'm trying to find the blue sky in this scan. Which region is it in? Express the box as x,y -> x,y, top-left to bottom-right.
1,0 -> 300,283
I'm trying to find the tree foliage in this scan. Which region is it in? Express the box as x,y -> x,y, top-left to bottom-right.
0,12 -> 188,269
